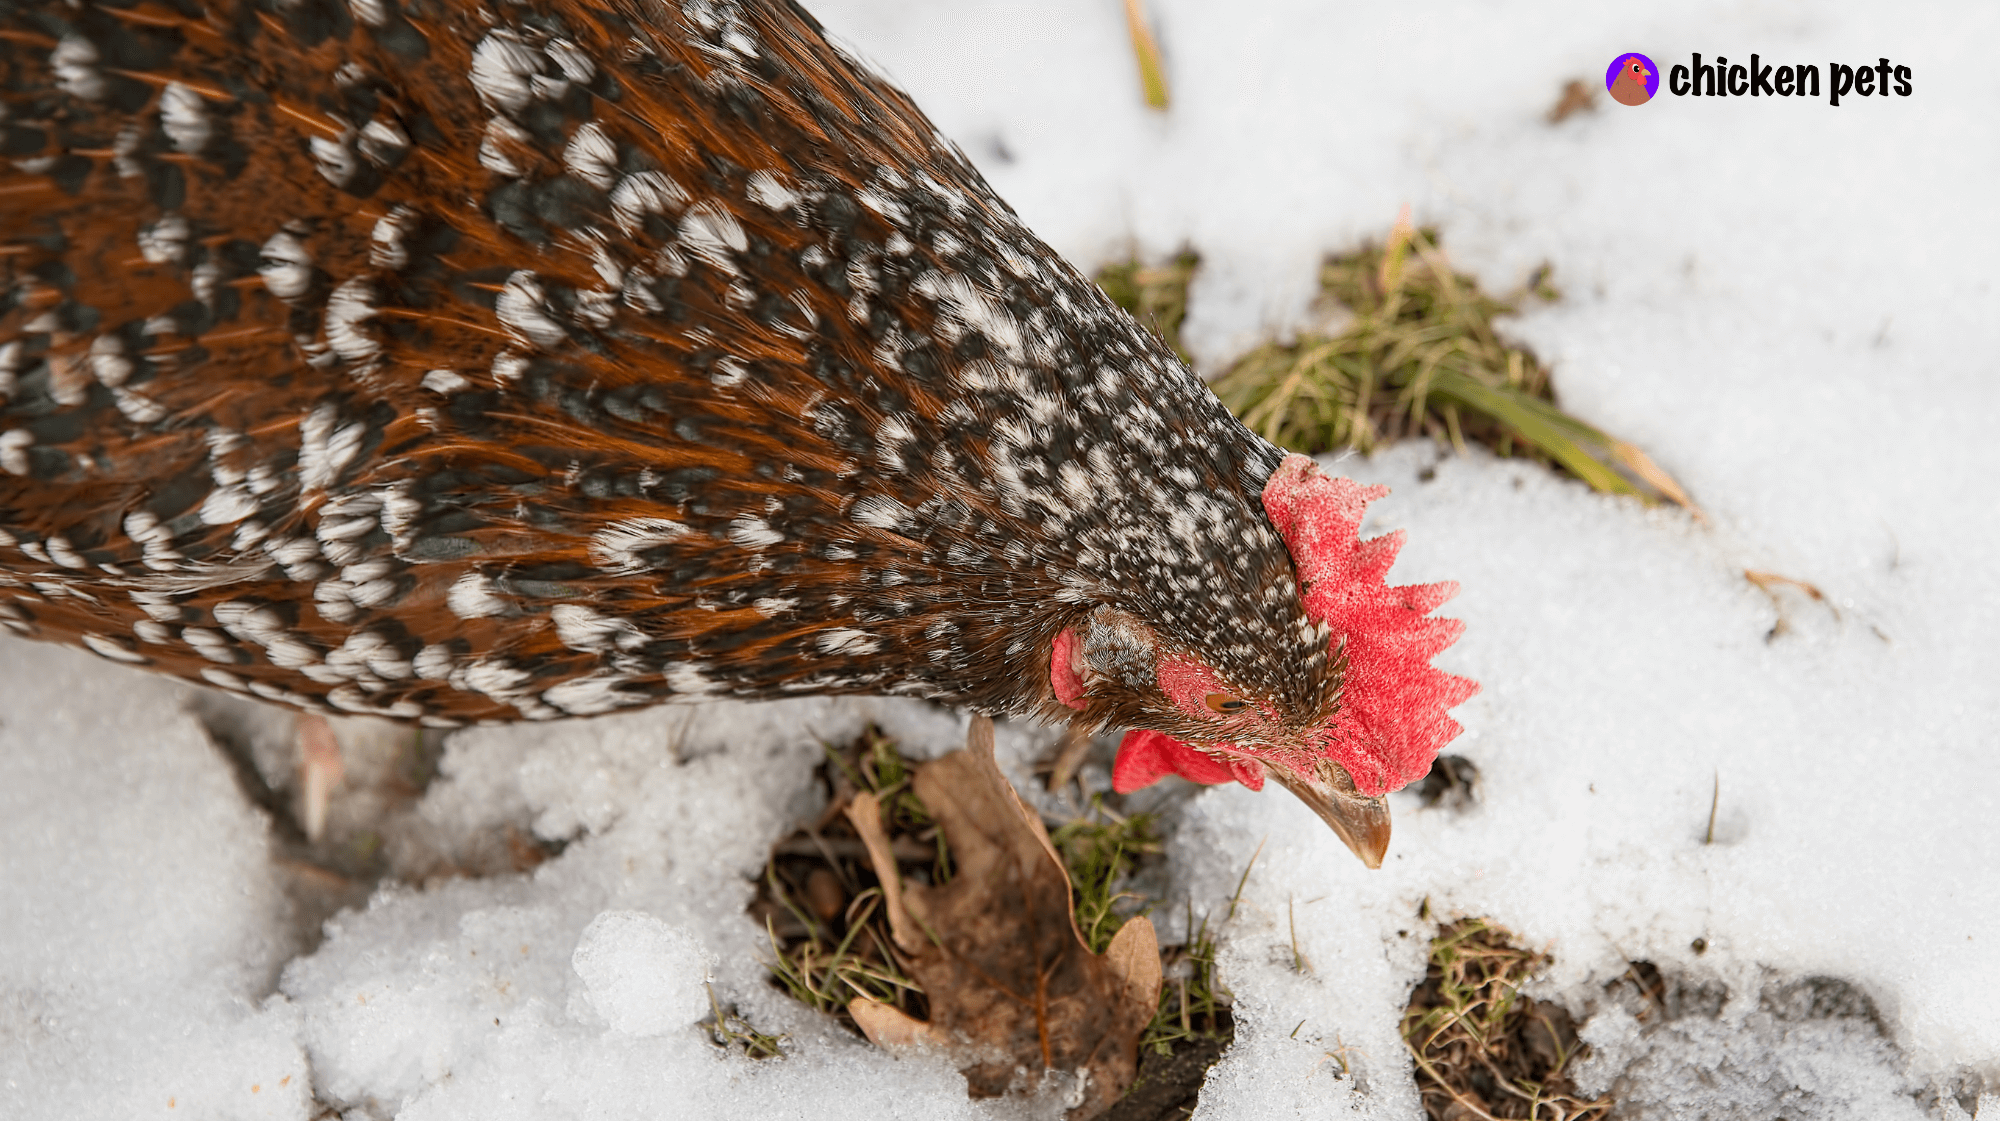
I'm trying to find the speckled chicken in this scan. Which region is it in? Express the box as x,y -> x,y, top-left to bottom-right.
0,0 -> 1474,863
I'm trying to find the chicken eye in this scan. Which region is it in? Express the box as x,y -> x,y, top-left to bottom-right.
1205,693 -> 1249,715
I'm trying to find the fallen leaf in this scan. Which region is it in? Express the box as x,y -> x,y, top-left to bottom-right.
846,717 -> 1162,1119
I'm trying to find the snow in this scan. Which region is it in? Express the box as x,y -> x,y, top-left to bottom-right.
5,1 -> 1999,1119
570,912 -> 717,1037
0,643 -> 308,1120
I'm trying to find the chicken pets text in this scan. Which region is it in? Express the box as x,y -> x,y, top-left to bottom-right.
1666,54 -> 1913,105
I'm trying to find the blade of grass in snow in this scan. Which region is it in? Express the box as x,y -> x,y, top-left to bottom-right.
1123,0 -> 1170,110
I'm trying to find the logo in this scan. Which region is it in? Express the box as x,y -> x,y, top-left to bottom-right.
1606,53 -> 1658,106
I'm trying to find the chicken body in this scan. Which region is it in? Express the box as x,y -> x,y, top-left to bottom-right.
0,0 -> 1326,728
2,0 -> 1481,862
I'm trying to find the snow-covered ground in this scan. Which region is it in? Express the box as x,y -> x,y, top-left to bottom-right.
5,1 -> 1998,1118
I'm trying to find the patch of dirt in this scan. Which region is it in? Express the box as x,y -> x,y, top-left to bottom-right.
1102,1033 -> 1230,1121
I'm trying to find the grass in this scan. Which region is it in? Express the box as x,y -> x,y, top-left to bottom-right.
758,729 -> 934,1032
1100,850 -> 1261,1120
704,983 -> 786,1059
1140,901 -> 1232,1058
1096,220 -> 1694,510
1050,798 -> 1160,953
1401,918 -> 1610,1121
1122,0 -> 1171,110
1139,840 -> 1259,1058
1744,568 -> 1837,642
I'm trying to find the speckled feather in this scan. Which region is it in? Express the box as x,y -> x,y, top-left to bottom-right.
0,0 -> 1321,731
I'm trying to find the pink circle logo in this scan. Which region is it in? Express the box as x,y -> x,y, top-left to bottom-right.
1606,53 -> 1658,105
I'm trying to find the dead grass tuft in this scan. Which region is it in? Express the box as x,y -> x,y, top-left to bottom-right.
1097,222 -> 1695,512
756,728 -> 935,1032
1402,918 -> 1610,1121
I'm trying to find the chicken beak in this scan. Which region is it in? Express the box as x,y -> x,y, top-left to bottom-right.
1263,763 -> 1393,869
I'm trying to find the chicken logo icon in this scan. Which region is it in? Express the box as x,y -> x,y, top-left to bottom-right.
1607,53 -> 1659,105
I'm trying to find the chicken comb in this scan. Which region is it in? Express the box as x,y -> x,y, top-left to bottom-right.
1261,454 -> 1478,796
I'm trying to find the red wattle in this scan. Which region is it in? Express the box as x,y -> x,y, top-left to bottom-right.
1112,730 -> 1264,792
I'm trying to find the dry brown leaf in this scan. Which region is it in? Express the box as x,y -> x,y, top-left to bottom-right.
848,996 -> 943,1050
845,716 -> 1162,1119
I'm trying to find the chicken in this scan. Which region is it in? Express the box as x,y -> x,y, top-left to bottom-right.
0,0 -> 1474,864
1609,55 -> 1654,106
